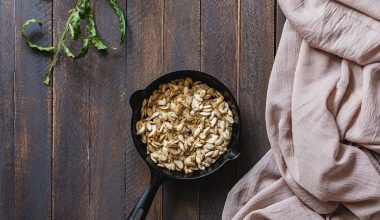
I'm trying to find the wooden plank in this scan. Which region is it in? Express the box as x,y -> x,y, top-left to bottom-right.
162,1 -> 201,220
52,1 -> 90,219
199,0 -> 239,219
14,1 -> 52,219
88,1 -> 127,219
238,0 -> 275,176
0,1 -> 15,219
276,5 -> 286,49
126,0 -> 163,219
14,0 -> 52,219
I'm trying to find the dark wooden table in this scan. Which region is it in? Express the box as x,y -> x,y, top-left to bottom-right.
0,0 -> 285,219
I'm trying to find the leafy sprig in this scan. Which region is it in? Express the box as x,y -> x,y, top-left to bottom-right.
22,0 -> 126,85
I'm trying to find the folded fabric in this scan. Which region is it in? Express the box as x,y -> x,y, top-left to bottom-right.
223,0 -> 380,219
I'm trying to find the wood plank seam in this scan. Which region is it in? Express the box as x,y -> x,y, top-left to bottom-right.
236,0 -> 241,183
50,1 -> 54,219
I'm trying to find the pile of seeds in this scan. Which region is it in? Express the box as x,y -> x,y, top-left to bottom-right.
136,77 -> 234,174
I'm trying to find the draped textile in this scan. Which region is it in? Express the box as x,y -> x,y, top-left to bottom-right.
223,1 -> 380,219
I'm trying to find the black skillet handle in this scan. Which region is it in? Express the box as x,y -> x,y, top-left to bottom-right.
127,171 -> 166,220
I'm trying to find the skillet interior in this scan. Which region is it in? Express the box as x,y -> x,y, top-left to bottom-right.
130,70 -> 241,180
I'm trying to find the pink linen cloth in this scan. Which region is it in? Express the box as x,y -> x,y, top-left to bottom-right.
223,0 -> 380,219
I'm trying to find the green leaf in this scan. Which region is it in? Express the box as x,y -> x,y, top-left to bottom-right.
68,23 -> 75,38
43,74 -> 51,85
90,36 -> 107,50
81,0 -> 90,14
63,43 -> 75,58
84,8 -> 107,50
22,0 -> 127,85
22,19 -> 55,52
86,8 -> 97,38
69,10 -> 82,40
74,39 -> 90,59
63,39 -> 101,59
107,0 -> 126,44
44,57 -> 56,86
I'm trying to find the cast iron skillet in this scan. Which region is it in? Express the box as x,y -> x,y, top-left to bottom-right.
128,70 -> 241,220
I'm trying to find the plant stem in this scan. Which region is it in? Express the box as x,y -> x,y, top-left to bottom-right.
43,1 -> 81,85
24,0 -> 125,85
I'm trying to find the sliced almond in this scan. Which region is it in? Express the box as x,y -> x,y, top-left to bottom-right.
174,160 -> 184,169
157,99 -> 166,106
136,121 -> 145,135
136,78 -> 234,174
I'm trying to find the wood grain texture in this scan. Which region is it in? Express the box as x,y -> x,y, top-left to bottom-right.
126,0 -> 163,219
0,1 -> 282,218
162,1 -> 200,219
86,1 -> 127,219
238,0 -> 275,176
199,0 -> 239,219
276,5 -> 286,49
0,1 -> 15,219
88,1 -> 127,219
87,1 -> 129,219
14,1 -> 52,219
52,1 -> 90,219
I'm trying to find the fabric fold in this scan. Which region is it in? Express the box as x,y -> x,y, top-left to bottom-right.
279,0 -> 380,65
223,1 -> 380,219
